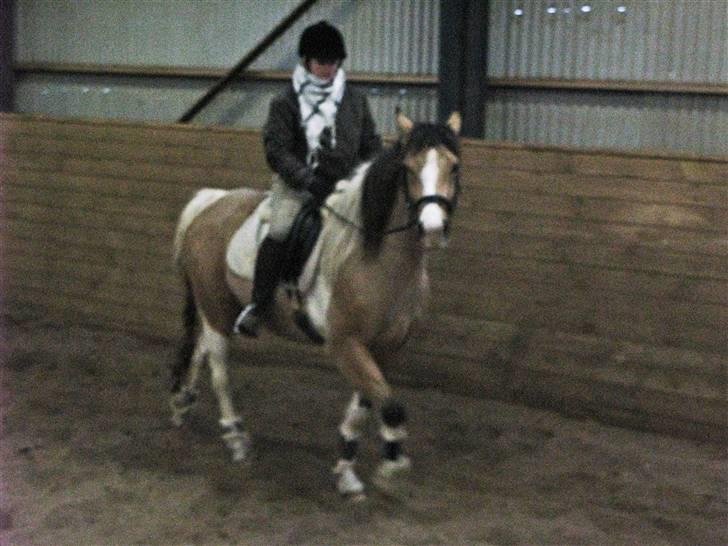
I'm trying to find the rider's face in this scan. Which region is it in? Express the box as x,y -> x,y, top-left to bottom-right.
307,58 -> 339,82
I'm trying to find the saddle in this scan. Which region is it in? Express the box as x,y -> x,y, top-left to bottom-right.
281,200 -> 324,344
280,199 -> 322,285
225,196 -> 325,344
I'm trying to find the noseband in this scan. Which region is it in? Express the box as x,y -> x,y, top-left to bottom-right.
400,162 -> 461,226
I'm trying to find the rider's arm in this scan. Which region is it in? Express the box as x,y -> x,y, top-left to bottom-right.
263,95 -> 312,190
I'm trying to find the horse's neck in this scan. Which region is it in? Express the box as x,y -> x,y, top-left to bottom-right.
383,193 -> 424,271
326,163 -> 368,226
322,164 -> 423,276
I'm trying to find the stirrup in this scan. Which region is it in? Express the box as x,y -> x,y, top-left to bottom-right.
234,304 -> 260,337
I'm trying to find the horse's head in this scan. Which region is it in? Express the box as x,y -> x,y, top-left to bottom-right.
397,109 -> 461,248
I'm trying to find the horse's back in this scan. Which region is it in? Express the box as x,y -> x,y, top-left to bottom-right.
176,187 -> 265,332
181,187 -> 264,255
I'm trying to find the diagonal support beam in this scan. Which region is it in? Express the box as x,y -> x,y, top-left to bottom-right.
179,0 -> 318,123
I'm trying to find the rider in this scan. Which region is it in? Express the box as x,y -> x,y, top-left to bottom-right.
234,20 -> 382,336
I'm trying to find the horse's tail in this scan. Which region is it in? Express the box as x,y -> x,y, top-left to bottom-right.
171,278 -> 197,393
173,188 -> 228,267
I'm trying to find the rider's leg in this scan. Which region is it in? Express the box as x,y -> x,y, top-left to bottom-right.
233,236 -> 287,336
234,179 -> 305,336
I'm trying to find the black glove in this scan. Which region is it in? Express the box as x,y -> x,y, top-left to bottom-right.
301,169 -> 334,200
316,147 -> 353,183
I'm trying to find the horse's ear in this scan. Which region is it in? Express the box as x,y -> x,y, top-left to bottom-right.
395,107 -> 414,136
447,111 -> 462,135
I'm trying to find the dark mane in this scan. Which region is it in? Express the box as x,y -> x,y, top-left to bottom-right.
361,142 -> 404,255
361,122 -> 460,256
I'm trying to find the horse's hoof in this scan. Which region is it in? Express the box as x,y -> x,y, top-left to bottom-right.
349,492 -> 368,503
333,460 -> 365,497
170,389 -> 198,427
224,431 -> 252,463
372,456 -> 413,499
231,437 -> 251,463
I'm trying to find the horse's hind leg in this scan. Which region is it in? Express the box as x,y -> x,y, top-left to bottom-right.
333,392 -> 371,497
170,286 -> 204,426
170,340 -> 205,427
200,318 -> 250,462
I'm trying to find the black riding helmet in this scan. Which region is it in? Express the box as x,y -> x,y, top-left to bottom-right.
298,20 -> 347,61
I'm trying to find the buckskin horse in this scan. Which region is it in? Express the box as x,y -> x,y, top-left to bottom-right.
170,110 -> 462,497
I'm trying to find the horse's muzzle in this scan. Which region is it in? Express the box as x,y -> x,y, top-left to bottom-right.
418,203 -> 450,249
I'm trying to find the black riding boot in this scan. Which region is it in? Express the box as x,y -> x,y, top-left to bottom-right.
234,237 -> 287,336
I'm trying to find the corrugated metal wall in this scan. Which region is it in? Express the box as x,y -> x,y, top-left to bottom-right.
12,0 -> 727,154
13,0 -> 439,134
15,0 -> 439,74
488,0 -> 728,82
486,0 -> 728,155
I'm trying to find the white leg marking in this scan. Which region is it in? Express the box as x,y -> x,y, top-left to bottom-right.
199,317 -> 249,461
201,317 -> 237,423
376,424 -> 411,481
333,459 -> 365,497
380,423 -> 407,443
339,392 -> 370,441
185,335 -> 207,391
333,393 -> 370,497
220,417 -> 251,463
376,455 -> 412,479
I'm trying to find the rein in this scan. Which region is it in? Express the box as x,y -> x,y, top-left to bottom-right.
321,197 -> 418,235
322,162 -> 460,237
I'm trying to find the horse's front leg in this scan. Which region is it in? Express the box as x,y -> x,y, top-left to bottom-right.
333,392 -> 371,498
374,399 -> 412,492
330,336 -> 410,495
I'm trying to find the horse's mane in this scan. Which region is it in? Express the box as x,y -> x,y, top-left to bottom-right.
361,143 -> 404,254
361,122 -> 460,255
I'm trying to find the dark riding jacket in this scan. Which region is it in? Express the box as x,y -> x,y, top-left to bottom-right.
263,85 -> 382,190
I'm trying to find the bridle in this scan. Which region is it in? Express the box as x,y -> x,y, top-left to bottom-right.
322,150 -> 461,237
400,161 -> 461,230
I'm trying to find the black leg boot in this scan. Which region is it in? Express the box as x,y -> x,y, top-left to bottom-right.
234,237 -> 287,336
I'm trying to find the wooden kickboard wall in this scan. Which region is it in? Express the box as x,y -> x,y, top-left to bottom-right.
2,113 -> 726,442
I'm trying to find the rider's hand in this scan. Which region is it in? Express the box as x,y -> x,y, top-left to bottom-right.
316,147 -> 353,182
304,171 -> 334,200
315,127 -> 353,182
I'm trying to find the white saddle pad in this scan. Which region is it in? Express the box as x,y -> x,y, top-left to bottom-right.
226,196 -> 270,281
225,196 -> 323,296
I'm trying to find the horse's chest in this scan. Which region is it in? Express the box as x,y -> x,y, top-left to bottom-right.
305,254 -> 428,343
361,266 -> 428,328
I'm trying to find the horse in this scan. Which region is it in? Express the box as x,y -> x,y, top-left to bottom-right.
170,110 -> 462,497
